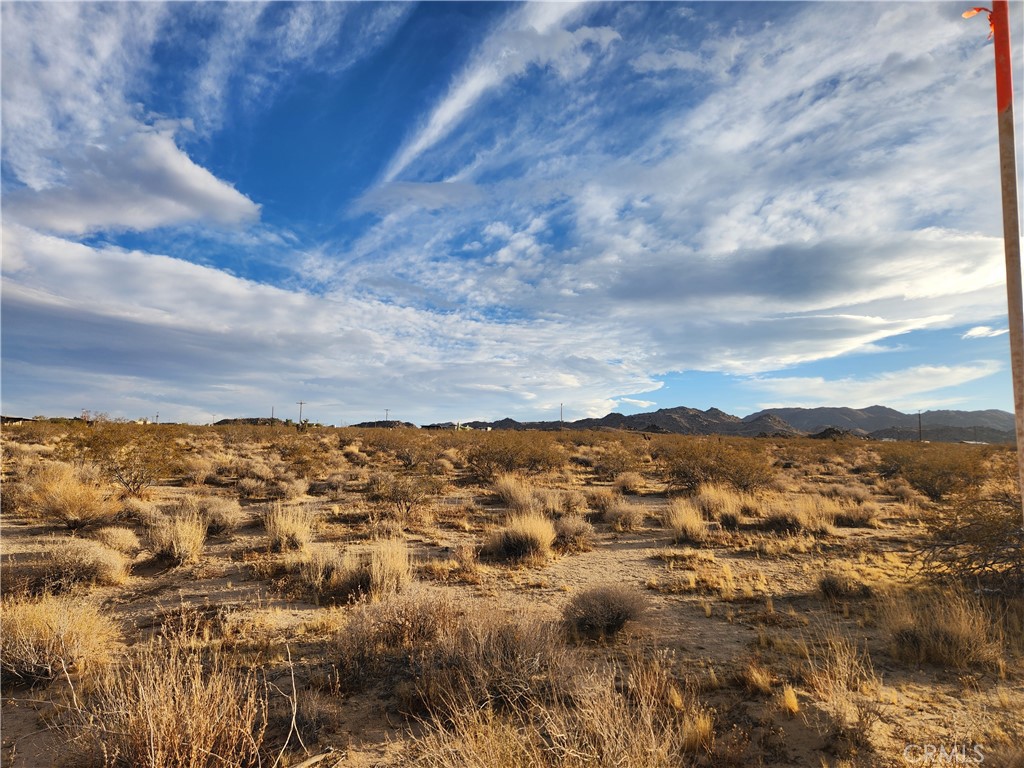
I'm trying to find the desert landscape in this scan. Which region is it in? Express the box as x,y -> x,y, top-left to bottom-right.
1,418 -> 1022,767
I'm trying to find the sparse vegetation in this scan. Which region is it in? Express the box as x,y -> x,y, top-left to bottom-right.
2,423 -> 1020,766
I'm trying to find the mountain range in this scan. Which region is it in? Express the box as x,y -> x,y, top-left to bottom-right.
425,405 -> 1017,443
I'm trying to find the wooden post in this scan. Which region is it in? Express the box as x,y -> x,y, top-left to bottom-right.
966,2 -> 1024,525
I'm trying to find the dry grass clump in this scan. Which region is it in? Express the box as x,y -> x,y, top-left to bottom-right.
89,525 -> 143,556
413,609 -> 571,718
48,536 -> 129,587
806,626 -> 882,744
146,510 -> 206,565
292,539 -> 412,603
171,494 -> 244,536
664,498 -> 708,544
1,594 -> 118,687
414,648 -> 714,766
819,571 -> 871,602
369,537 -> 413,598
182,455 -> 215,486
741,659 -> 774,694
562,584 -> 645,641
585,487 -> 618,517
560,488 -> 589,516
613,471 -> 645,494
336,589 -> 460,690
693,483 -> 744,521
492,473 -> 539,513
23,462 -> 119,530
878,587 -> 1005,670
199,496 -> 244,535
832,501 -> 882,528
762,495 -> 835,535
263,503 -> 316,551
604,499 -> 646,532
71,624 -> 269,767
484,512 -> 556,565
236,477 -> 267,500
554,514 -> 595,553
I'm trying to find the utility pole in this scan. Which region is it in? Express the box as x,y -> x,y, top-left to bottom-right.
966,2 -> 1024,525
296,401 -> 306,424
385,408 -> 390,426
918,410 -> 923,442
560,403 -> 564,430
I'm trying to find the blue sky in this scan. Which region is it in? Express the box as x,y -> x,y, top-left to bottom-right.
2,1 -> 1021,426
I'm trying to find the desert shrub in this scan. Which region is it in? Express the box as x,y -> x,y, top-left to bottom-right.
554,514 -> 595,553
413,610 -> 571,719
875,442 -> 990,501
819,572 -> 870,601
465,432 -> 565,481
236,477 -> 267,500
170,494 -> 244,536
485,513 -> 556,565
824,483 -> 871,505
367,471 -> 438,524
659,438 -> 774,493
604,500 -> 646,532
613,471 -> 645,494
182,456 -> 214,486
147,510 -> 206,565
919,477 -> 1023,592
592,444 -> 642,480
369,538 -> 413,598
71,623 -> 268,767
560,489 -> 589,516
879,587 -> 1005,670
234,459 -> 276,482
664,498 -> 707,544
274,476 -> 309,500
22,462 -> 119,530
68,422 -> 181,497
1,594 -> 118,687
48,537 -> 129,588
336,589 -> 460,690
90,525 -> 143,556
585,487 -> 618,516
263,503 -> 316,551
290,546 -> 364,603
563,584 -> 645,640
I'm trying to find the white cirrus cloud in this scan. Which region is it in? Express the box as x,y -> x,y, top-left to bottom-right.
962,326 -> 1009,339
382,2 -> 618,182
